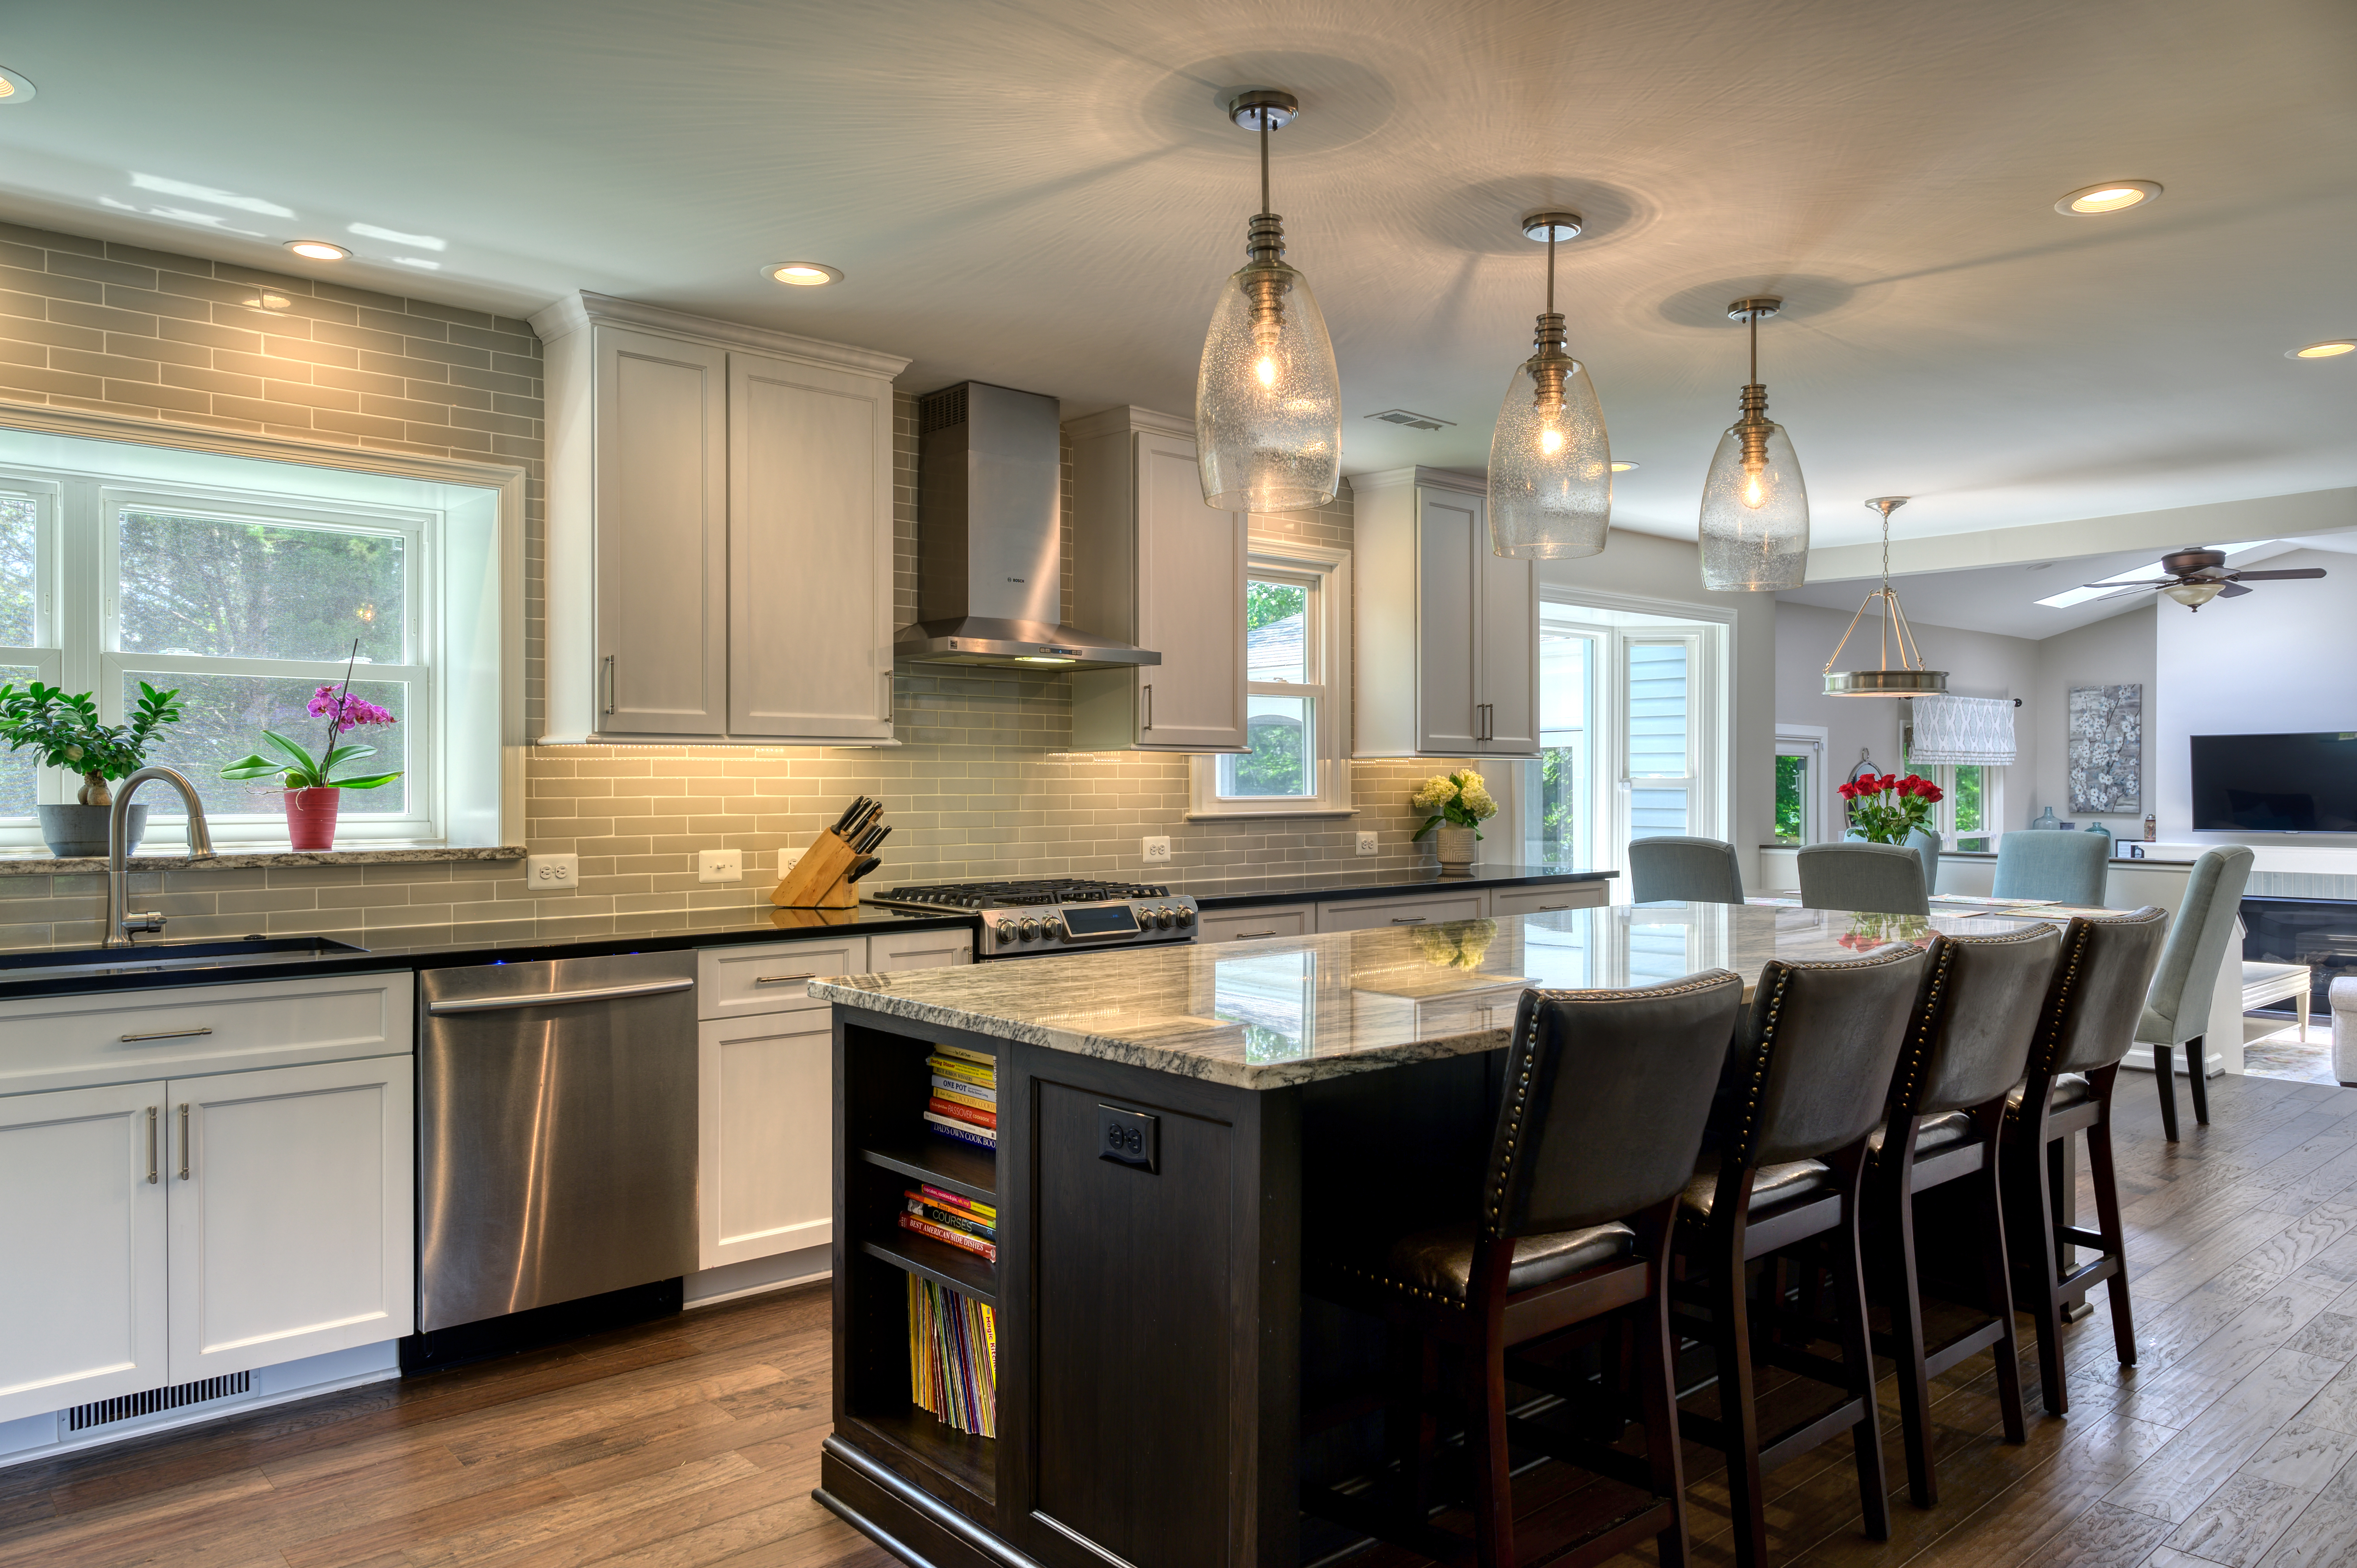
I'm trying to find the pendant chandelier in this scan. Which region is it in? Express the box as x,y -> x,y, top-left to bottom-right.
1698,297 -> 1808,590
1487,210 -> 1610,559
1195,88 -> 1341,513
1823,496 -> 1948,696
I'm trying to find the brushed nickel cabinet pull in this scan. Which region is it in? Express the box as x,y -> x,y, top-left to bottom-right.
177,1104 -> 190,1181
1390,916 -> 1427,924
1536,903 -> 1572,912
753,973 -> 817,985
603,653 -> 617,715
120,1026 -> 212,1043
145,1107 -> 157,1185
1232,929 -> 1277,939
1141,683 -> 1153,731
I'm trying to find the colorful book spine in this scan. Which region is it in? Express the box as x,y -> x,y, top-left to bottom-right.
926,1096 -> 997,1131
921,1184 -> 997,1224
899,1211 -> 998,1263
933,1043 -> 996,1068
907,1275 -> 997,1438
923,1111 -> 996,1150
927,1054 -> 995,1084
930,1074 -> 996,1104
930,1086 -> 995,1118
905,1195 -> 996,1244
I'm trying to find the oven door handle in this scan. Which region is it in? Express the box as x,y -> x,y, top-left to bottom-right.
427,978 -> 694,1014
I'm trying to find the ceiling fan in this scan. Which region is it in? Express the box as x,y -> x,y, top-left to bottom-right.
2086,546 -> 2327,611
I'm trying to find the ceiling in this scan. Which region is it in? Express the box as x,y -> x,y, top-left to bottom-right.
0,0 -> 2351,551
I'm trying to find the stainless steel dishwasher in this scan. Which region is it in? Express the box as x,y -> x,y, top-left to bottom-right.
417,950 -> 698,1333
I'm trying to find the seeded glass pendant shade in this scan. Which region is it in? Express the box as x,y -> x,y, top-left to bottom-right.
1196,89 -> 1341,513
1823,496 -> 1947,697
1698,298 -> 1809,590
1488,211 -> 1610,559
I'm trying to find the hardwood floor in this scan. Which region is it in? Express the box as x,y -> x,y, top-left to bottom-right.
7,1071 -> 2357,1568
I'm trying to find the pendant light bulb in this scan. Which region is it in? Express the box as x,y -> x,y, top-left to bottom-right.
1698,298 -> 1809,590
1196,88 -> 1341,514
1487,210 -> 1611,560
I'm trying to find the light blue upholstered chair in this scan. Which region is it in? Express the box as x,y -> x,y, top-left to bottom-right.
1628,835 -> 1747,905
2139,846 -> 2256,1141
1846,825 -> 1942,897
1992,831 -> 2110,907
1799,841 -> 1929,916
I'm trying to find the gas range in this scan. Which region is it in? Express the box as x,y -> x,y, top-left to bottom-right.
865,878 -> 1199,960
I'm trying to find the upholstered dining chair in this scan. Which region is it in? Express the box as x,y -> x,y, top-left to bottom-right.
1846,824 -> 1942,895
1629,835 -> 1747,905
2139,846 -> 2256,1140
1800,841 -> 1929,916
1991,831 -> 2110,907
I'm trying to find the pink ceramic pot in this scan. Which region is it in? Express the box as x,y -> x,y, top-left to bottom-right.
284,787 -> 341,850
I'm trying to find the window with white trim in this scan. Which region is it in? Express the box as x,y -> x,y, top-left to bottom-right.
1191,543 -> 1351,818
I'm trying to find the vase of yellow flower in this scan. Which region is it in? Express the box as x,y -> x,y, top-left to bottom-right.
1411,768 -> 1496,872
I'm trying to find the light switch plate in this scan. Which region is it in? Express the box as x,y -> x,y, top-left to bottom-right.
1141,835 -> 1171,863
1356,831 -> 1379,856
526,853 -> 578,891
698,848 -> 743,884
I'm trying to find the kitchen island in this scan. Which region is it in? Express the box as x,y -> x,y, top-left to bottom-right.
810,901 -> 2047,1568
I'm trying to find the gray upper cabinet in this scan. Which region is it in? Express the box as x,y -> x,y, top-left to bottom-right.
534,292 -> 908,745
1353,466 -> 1539,759
1066,406 -> 1248,753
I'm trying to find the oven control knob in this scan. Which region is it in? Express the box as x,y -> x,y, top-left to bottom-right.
994,920 -> 1018,943
1018,918 -> 1041,941
1174,906 -> 1194,927
1042,917 -> 1065,941
1153,907 -> 1174,929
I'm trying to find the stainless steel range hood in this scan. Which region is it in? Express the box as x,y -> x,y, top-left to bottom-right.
895,381 -> 1161,671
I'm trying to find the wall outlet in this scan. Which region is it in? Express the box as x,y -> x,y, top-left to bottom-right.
782,848 -> 804,871
1355,831 -> 1379,856
526,853 -> 578,891
698,848 -> 743,884
1141,835 -> 1171,863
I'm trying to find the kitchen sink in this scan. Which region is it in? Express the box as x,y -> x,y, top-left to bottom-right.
0,936 -> 369,974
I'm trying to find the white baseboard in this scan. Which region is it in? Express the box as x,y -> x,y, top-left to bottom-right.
685,1245 -> 831,1308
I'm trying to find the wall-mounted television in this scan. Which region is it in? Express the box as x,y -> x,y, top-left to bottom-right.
2190,731 -> 2357,833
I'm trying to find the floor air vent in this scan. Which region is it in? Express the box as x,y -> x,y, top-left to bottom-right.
65,1372 -> 250,1432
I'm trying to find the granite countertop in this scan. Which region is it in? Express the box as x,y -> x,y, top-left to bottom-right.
1175,863 -> 1615,909
0,902 -> 972,1001
811,902 -> 2044,1091
0,844 -> 528,875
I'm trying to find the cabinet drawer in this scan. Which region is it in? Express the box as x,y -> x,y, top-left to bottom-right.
865,928 -> 973,971
1197,904 -> 1314,943
1316,892 -> 1490,933
698,938 -> 868,1021
1489,882 -> 1610,918
0,973 -> 414,1098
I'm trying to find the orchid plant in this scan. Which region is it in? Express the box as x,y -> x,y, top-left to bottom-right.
221,647 -> 402,793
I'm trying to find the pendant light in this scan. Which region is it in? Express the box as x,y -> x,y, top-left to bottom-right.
1823,497 -> 1947,696
1196,88 -> 1341,513
1698,298 -> 1808,589
1487,210 -> 1610,559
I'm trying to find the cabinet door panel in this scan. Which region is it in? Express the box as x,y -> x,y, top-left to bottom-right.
595,327 -> 728,736
167,1057 -> 413,1381
1489,881 -> 1609,916
1196,904 -> 1314,942
698,1014 -> 832,1270
728,352 -> 894,741
1136,435 -> 1247,751
1415,491 -> 1481,755
864,928 -> 975,971
1477,546 -> 1540,756
0,1081 -> 166,1422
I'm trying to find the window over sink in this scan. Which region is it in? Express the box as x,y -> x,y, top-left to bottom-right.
1189,542 -> 1352,819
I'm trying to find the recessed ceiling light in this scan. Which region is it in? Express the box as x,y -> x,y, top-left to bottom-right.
2055,180 -> 2161,215
763,261 -> 841,286
0,66 -> 36,103
284,240 -> 349,261
2290,339 -> 2356,359
1610,460 -> 1638,473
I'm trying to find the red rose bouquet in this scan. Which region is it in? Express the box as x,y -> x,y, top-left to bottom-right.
1839,771 -> 1942,844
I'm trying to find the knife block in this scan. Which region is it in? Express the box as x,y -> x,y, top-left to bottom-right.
770,830 -> 864,909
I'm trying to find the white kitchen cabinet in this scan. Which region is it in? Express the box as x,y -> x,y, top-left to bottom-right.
534,291 -> 910,745
0,1081 -> 168,1423
698,1011 -> 832,1271
1196,904 -> 1316,943
698,936 -> 871,1021
1066,407 -> 1249,753
1352,467 -> 1539,759
167,1056 -> 413,1381
1489,881 -> 1610,917
866,927 -> 975,971
1316,890 -> 1492,933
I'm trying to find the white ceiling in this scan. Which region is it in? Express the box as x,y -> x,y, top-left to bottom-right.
0,0 -> 2351,551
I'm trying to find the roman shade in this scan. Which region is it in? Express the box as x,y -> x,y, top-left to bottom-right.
1908,694 -> 2017,765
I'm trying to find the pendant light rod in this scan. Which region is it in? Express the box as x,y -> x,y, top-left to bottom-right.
1260,115 -> 1270,216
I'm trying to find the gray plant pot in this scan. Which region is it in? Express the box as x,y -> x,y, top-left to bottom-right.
37,803 -> 146,858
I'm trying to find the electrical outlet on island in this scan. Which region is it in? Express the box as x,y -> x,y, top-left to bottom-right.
1355,831 -> 1378,856
1141,835 -> 1171,864
526,853 -> 578,891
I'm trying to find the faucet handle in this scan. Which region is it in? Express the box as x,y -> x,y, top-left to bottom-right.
120,911 -> 166,937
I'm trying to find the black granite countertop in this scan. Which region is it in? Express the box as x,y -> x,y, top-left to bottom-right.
1175,863 -> 1615,910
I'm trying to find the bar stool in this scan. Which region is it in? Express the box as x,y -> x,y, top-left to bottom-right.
1670,943 -> 1931,1568
1863,923 -> 2062,1506
2002,906 -> 2171,1414
1307,971 -> 1748,1568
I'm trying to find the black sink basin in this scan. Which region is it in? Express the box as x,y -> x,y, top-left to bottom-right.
0,936 -> 369,972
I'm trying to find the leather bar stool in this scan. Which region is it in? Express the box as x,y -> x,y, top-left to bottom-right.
1862,923 -> 2062,1506
1669,943 -> 1930,1568
1307,971 -> 1748,1568
2002,906 -> 2171,1414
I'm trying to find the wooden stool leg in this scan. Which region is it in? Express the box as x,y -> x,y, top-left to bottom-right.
2087,1113 -> 2137,1368
1463,1337 -> 1517,1568
1977,1132 -> 2027,1444
2152,1042 -> 2180,1142
2005,1132 -> 2069,1416
1636,1263 -> 1691,1568
1885,1177 -> 1936,1508
1832,1184 -> 1892,1540
1387,1326 -> 1438,1517
2186,1035 -> 2210,1126
1703,1227 -> 1769,1568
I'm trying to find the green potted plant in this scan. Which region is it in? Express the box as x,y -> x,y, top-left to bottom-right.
1410,768 -> 1497,871
0,681 -> 184,856
221,666 -> 400,851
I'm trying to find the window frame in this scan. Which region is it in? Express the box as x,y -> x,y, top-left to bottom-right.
1774,723 -> 1830,845
1189,541 -> 1353,819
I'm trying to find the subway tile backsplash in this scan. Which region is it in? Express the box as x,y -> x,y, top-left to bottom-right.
0,229 -> 1481,948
